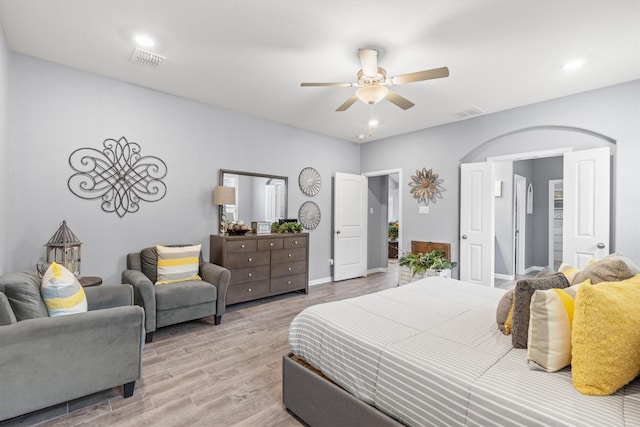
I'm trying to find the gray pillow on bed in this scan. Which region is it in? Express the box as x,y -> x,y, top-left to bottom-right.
512,273 -> 569,349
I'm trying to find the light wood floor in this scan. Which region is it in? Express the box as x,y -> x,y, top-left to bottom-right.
3,264 -> 400,427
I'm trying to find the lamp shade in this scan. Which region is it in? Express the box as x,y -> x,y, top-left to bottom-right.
214,186 -> 236,205
356,84 -> 389,105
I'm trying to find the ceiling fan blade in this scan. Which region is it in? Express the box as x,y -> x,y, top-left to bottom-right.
301,82 -> 353,87
358,49 -> 378,77
385,90 -> 415,110
391,66 -> 449,85
336,95 -> 359,112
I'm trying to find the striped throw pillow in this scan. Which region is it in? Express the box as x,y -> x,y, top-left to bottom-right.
41,262 -> 87,316
527,282 -> 588,372
156,244 -> 202,285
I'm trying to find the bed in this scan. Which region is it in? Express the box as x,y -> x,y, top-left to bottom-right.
283,277 -> 640,426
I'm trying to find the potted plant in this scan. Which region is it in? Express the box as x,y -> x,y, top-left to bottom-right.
398,249 -> 457,284
388,222 -> 399,241
271,221 -> 303,233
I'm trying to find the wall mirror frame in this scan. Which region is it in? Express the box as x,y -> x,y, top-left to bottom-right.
219,169 -> 288,224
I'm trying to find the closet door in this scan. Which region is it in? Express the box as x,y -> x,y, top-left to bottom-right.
562,147 -> 610,268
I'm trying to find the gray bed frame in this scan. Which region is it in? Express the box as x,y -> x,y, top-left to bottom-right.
282,354 -> 404,426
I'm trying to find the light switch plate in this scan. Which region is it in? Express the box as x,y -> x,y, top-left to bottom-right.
419,206 -> 429,214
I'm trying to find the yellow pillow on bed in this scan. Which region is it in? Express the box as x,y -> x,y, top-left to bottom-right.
571,274 -> 640,395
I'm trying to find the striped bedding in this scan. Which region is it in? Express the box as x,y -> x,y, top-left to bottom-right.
288,277 -> 640,426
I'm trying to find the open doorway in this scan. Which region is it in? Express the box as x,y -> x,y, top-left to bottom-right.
494,157 -> 563,281
363,169 -> 403,274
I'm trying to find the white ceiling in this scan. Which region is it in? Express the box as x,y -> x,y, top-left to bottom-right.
0,0 -> 638,143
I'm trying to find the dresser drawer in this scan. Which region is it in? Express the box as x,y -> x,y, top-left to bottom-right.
226,280 -> 270,305
229,265 -> 270,285
284,236 -> 307,249
227,240 -> 257,253
258,238 -> 283,251
271,247 -> 307,264
225,251 -> 269,268
271,260 -> 306,278
271,274 -> 306,293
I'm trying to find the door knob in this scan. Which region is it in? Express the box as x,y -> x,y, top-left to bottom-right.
336,230 -> 341,235
462,235 -> 468,239
597,242 -> 606,249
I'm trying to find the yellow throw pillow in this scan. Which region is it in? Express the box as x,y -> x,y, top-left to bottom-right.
41,262 -> 87,316
156,244 -> 202,285
496,289 -> 515,335
571,274 -> 640,395
527,281 -> 588,372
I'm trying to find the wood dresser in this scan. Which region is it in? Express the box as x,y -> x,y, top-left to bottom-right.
210,233 -> 309,305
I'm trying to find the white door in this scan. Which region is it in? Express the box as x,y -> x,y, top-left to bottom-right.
514,175 -> 527,275
334,172 -> 368,281
460,162 -> 495,286
563,147 -> 610,268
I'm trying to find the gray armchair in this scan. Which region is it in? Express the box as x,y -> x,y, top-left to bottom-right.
0,272 -> 144,422
122,246 -> 230,343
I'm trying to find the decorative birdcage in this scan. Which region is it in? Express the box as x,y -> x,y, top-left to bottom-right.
44,220 -> 82,276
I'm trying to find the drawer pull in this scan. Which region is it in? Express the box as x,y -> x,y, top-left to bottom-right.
288,253 -> 292,257
287,280 -> 292,285
248,273 -> 252,277
241,244 -> 245,248
288,267 -> 292,271
270,242 -> 274,247
248,288 -> 252,292
248,257 -> 252,262
294,240 -> 298,245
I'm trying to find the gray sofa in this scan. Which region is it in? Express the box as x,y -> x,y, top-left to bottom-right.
122,246 -> 230,343
0,272 -> 145,422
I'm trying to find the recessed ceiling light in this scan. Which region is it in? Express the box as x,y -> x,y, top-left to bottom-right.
357,134 -> 365,139
563,59 -> 585,71
368,119 -> 379,127
134,33 -> 155,48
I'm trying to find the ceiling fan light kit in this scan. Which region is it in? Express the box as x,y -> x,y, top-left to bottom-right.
356,84 -> 389,104
301,48 -> 449,112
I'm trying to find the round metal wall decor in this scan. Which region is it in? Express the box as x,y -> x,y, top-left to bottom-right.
409,167 -> 445,205
298,167 -> 321,197
298,201 -> 321,230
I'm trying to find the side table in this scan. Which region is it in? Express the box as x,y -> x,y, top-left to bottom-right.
78,276 -> 102,287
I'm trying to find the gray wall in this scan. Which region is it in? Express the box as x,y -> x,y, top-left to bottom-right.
7,53 -> 360,284
361,80 -> 640,275
0,24 -> 8,275
367,175 -> 387,271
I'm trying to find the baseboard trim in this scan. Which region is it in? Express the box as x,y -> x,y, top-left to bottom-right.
367,267 -> 387,275
309,276 -> 332,287
494,273 -> 514,281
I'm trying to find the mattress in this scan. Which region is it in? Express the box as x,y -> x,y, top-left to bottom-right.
288,277 -> 640,426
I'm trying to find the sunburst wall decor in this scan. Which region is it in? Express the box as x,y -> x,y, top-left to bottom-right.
409,167 -> 445,205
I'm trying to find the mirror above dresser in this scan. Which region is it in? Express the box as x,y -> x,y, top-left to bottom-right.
219,169 -> 288,225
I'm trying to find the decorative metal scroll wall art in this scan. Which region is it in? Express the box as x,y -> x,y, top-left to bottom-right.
409,167 -> 445,205
68,136 -> 168,217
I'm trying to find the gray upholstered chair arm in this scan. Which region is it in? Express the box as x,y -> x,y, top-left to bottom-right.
85,284 -> 134,311
200,262 -> 230,316
122,269 -> 156,333
0,292 -> 17,326
0,305 -> 144,420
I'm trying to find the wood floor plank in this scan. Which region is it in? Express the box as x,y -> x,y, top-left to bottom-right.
2,264 -> 399,426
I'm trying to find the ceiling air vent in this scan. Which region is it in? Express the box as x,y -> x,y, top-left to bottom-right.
130,47 -> 166,69
449,106 -> 484,120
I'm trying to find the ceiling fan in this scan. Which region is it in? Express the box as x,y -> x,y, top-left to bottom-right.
301,48 -> 449,112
